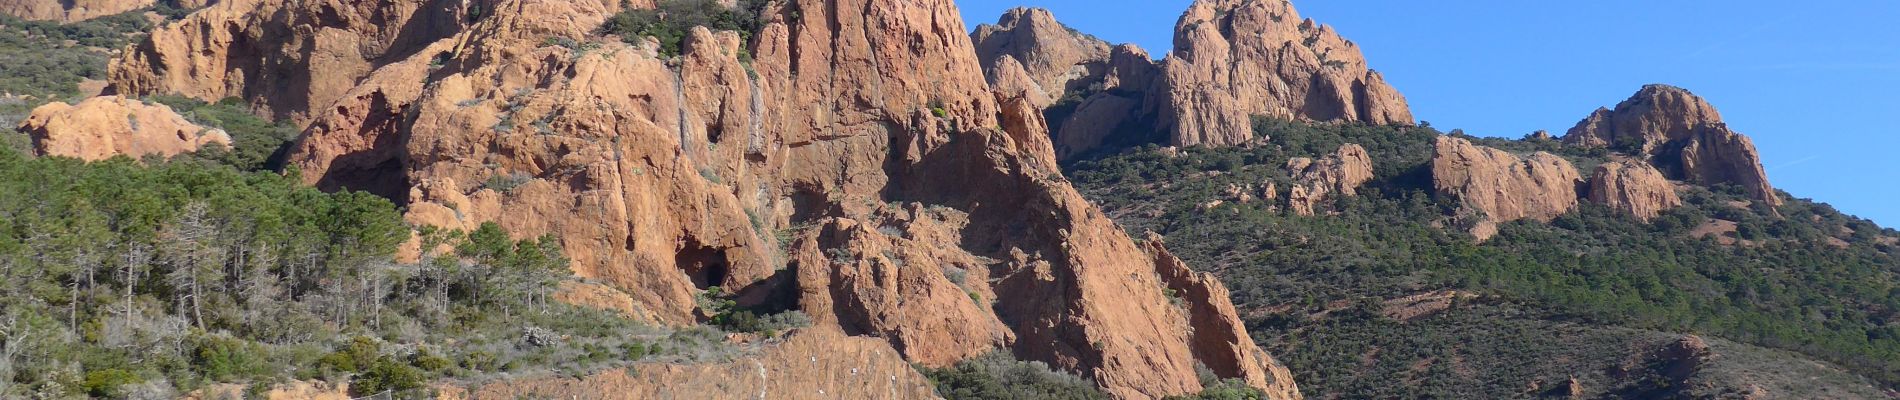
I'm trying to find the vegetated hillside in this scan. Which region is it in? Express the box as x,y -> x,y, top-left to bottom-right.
1067,118 -> 1900,399
0,4 -> 200,150
0,144 -> 798,398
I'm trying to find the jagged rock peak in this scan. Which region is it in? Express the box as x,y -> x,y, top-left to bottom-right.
972,7 -> 1114,104
1157,0 -> 1413,147
1432,136 -> 1582,241
1564,84 -> 1780,207
1564,84 -> 1724,152
1586,160 -> 1683,221
19,96 -> 231,161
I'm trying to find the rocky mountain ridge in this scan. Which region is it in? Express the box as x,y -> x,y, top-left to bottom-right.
31,0 -> 1303,398
971,0 -> 1412,161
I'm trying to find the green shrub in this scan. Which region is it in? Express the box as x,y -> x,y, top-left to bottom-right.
191,334 -> 269,381
350,357 -> 425,397
600,0 -> 771,57
81,369 -> 143,398
923,352 -> 1107,400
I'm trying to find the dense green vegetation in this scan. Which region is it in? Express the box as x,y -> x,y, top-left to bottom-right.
0,11 -> 158,101
923,353 -> 1272,400
1068,119 -> 1900,397
148,96 -> 300,171
600,0 -> 773,57
0,146 -> 733,398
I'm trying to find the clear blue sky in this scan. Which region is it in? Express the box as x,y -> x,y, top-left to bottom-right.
959,1 -> 1900,227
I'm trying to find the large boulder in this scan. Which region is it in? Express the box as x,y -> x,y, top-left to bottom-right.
1154,0 -> 1412,147
1564,85 -> 1779,207
19,96 -> 230,161
1586,160 -> 1682,221
1432,136 -> 1581,241
1284,143 -> 1373,216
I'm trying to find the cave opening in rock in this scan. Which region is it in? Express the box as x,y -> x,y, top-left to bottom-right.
677,243 -> 730,290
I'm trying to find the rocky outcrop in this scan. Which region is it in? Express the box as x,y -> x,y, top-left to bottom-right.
1155,0 -> 1411,147
1284,143 -> 1373,215
106,0 -> 474,124
0,0 -> 178,22
19,95 -> 231,161
1147,234 -> 1303,400
1432,136 -> 1582,241
1049,44 -> 1163,160
1564,85 -> 1779,207
1586,160 -> 1681,221
1678,126 -> 1779,207
972,7 -> 1112,105
970,7 -> 1166,161
216,0 -> 1294,397
438,329 -> 939,400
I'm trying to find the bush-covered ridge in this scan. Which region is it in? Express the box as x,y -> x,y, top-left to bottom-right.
0,146 -> 766,398
1067,119 -> 1900,397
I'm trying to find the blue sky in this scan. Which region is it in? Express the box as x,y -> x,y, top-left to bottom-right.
959,1 -> 1900,227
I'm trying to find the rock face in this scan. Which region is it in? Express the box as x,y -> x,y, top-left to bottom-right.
19,95 -> 231,161
1586,160 -> 1681,221
1146,234 -> 1302,400
1564,85 -> 1779,207
438,329 -> 941,400
970,8 -> 1163,161
1431,136 -> 1581,241
106,0 -> 473,125
1284,143 -> 1373,216
0,0 -> 165,22
972,8 -> 1112,105
1156,0 -> 1411,147
108,0 -> 1296,397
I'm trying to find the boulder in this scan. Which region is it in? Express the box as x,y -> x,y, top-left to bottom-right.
19,96 -> 230,161
1284,143 -> 1373,215
1586,160 -> 1681,221
1431,136 -> 1581,241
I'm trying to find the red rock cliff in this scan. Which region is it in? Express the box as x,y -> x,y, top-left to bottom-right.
113,0 -> 1302,398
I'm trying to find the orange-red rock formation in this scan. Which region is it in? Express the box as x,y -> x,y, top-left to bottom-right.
19,95 -> 230,161
1285,143 -> 1373,216
1432,136 -> 1581,241
1586,160 -> 1682,221
1155,0 -> 1412,147
1564,85 -> 1779,207
103,0 -> 1300,397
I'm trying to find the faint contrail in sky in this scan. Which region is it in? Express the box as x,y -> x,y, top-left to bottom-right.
1772,155 -> 1822,171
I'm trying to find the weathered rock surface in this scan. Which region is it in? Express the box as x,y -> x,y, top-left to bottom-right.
437,329 -> 940,400
1564,85 -> 1779,207
1432,136 -> 1581,241
106,0 -> 475,124
0,0 -> 180,22
1586,160 -> 1681,221
1284,143 -> 1373,216
972,7 -> 1111,105
1146,234 -> 1302,400
19,95 -> 230,161
124,0 -> 1305,397
1155,0 -> 1411,147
